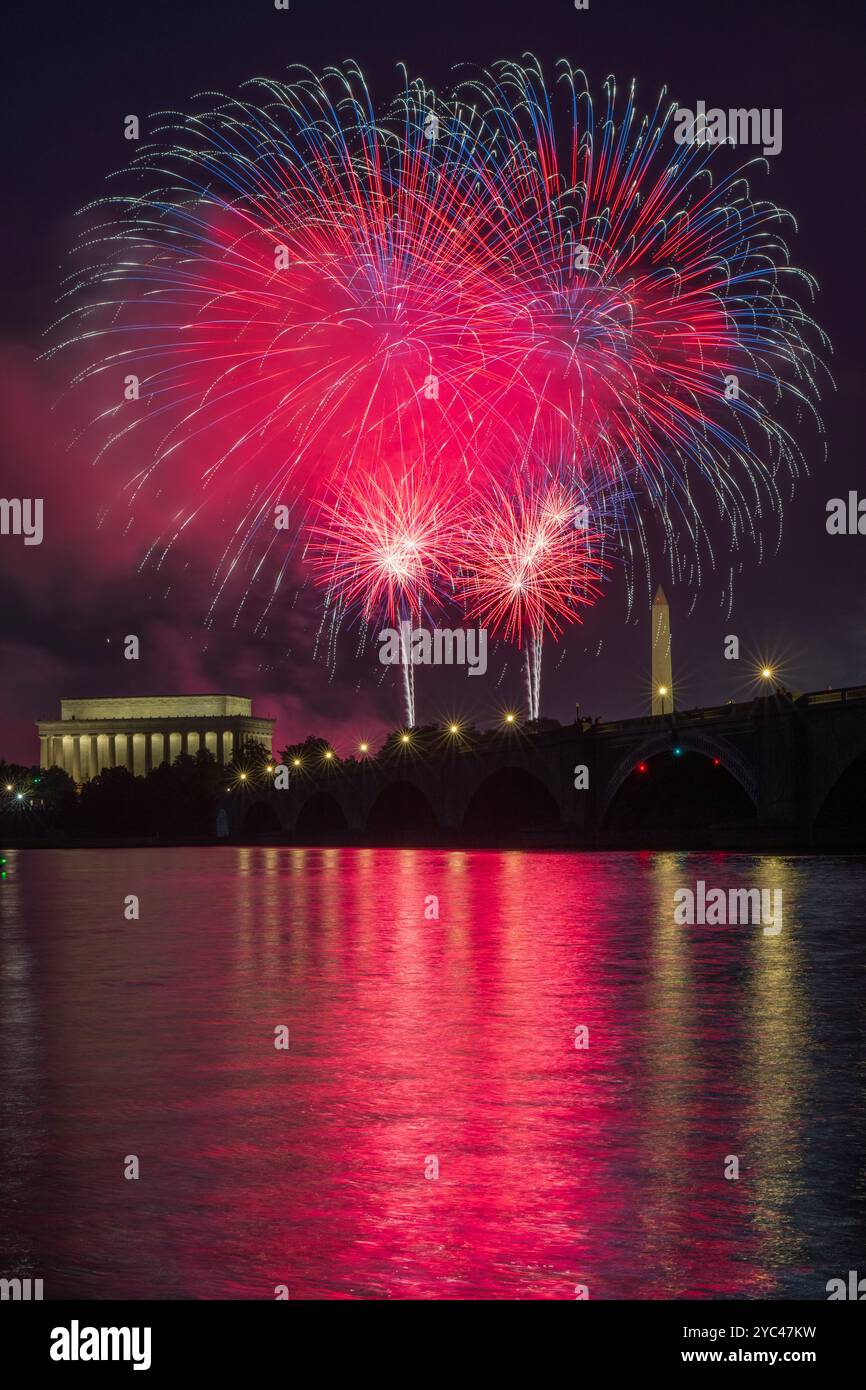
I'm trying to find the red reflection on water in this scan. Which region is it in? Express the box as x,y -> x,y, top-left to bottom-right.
0,847 -> 810,1298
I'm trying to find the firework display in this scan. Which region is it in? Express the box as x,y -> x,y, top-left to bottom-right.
450,60 -> 827,607
457,475 -> 606,718
306,465 -> 464,725
51,59 -> 827,723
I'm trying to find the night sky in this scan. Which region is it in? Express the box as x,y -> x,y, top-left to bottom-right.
2,0 -> 864,763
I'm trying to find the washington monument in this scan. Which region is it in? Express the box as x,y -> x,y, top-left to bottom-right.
651,585 -> 673,715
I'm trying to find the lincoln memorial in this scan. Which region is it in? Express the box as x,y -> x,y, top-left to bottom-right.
37,696 -> 275,781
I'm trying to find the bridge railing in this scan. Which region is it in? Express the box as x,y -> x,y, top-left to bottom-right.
599,686 -> 866,731
598,702 -> 747,732
800,685 -> 866,706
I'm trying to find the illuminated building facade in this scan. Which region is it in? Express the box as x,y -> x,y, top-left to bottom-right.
36,696 -> 274,782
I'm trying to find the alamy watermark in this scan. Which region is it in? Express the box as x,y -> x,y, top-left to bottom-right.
379,622 -> 487,676
673,880 -> 782,935
0,497 -> 43,545
826,492 -> 866,535
827,1270 -> 866,1299
50,1322 -> 152,1371
673,102 -> 782,157
1,1275 -> 43,1299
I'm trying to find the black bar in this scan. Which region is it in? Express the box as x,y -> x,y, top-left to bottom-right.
2,1297 -> 861,1377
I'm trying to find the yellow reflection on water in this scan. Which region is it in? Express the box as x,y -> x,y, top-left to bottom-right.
745,857 -> 812,1269
639,853 -> 698,1282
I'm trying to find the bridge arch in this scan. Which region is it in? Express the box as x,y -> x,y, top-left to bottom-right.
238,798 -> 284,838
366,779 -> 439,834
462,765 -> 561,832
294,790 -> 350,839
809,716 -> 866,828
812,746 -> 866,841
601,730 -> 758,822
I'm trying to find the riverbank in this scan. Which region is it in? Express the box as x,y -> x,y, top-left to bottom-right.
3,828 -> 862,851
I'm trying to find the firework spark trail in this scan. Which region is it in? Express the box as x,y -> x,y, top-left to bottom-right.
306,465 -> 465,727
50,62 -> 827,594
453,58 -> 829,596
48,65 -> 524,604
46,60 -> 828,724
457,475 -> 607,719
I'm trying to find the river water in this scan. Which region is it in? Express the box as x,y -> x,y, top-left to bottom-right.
1,846 -> 864,1299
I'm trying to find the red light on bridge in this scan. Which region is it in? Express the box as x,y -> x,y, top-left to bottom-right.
637,761 -> 648,774
713,757 -> 721,766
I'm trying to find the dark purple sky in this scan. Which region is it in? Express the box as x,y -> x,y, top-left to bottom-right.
2,0 -> 864,763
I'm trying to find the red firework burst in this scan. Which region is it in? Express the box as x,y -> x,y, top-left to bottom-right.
458,477 -> 605,646
306,465 -> 463,625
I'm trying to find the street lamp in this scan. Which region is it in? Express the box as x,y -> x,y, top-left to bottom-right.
658,684 -> 669,714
